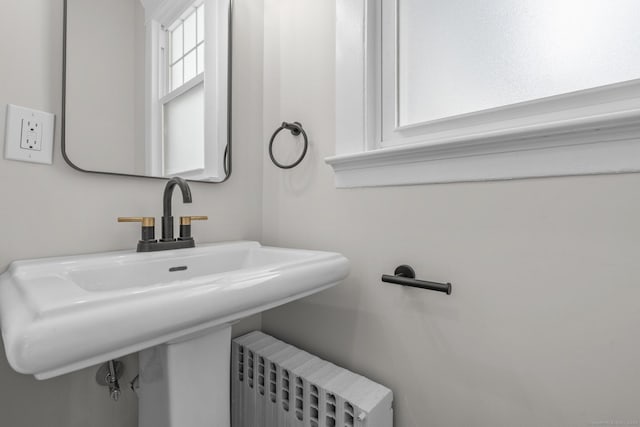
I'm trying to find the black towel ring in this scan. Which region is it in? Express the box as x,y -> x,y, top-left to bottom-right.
269,121 -> 308,169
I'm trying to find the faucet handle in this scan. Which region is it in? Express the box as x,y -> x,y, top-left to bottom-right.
118,217 -> 155,226
180,216 -> 208,225
118,217 -> 156,242
179,216 -> 208,241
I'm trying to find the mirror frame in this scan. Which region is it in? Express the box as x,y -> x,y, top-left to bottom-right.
60,0 -> 233,183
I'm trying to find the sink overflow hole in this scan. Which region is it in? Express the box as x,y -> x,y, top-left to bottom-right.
169,266 -> 188,272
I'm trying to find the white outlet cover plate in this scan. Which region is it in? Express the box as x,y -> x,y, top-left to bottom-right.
4,104 -> 55,165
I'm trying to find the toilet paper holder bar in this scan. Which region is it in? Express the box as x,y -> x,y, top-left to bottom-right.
381,265 -> 452,295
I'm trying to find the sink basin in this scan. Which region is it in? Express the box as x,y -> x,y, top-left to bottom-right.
0,241 -> 349,379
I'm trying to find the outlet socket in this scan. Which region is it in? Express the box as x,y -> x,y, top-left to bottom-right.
4,104 -> 55,164
20,117 -> 43,151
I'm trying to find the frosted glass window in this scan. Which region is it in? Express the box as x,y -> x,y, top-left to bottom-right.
171,60 -> 183,91
197,5 -> 205,43
184,13 -> 196,52
171,25 -> 183,63
397,0 -> 640,127
197,44 -> 205,75
164,83 -> 205,175
184,50 -> 197,82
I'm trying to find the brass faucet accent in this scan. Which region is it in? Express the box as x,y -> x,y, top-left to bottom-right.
117,217 -> 157,244
179,216 -> 209,241
118,178 -> 208,252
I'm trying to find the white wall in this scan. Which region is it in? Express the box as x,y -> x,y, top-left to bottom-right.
65,0 -> 144,174
0,0 -> 263,425
260,0 -> 640,426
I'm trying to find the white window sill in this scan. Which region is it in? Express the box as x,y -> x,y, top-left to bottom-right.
325,109 -> 640,188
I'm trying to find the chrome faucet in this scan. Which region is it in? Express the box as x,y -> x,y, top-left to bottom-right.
162,177 -> 192,242
118,177 -> 208,252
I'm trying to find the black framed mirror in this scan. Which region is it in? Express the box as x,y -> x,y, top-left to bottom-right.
62,0 -> 231,182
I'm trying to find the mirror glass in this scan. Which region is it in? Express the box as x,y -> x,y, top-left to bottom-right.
63,0 -> 230,182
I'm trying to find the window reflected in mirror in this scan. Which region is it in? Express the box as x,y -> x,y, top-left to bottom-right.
63,0 -> 229,182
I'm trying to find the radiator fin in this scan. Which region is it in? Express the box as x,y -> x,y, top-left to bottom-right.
232,331 -> 393,427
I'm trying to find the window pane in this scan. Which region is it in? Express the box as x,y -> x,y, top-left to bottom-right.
197,5 -> 205,43
171,25 -> 183,63
164,83 -> 205,175
184,12 -> 197,53
184,50 -> 197,82
397,0 -> 640,127
197,44 -> 205,75
171,60 -> 183,91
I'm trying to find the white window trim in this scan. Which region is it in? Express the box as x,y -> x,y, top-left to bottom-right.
326,0 -> 640,188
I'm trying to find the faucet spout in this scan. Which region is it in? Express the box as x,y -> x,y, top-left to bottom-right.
161,177 -> 192,241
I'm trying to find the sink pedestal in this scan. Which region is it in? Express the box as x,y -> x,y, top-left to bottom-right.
138,325 -> 232,427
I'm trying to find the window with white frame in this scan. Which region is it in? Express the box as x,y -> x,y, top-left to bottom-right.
168,3 -> 205,91
141,0 -> 228,181
327,0 -> 640,187
162,1 -> 206,177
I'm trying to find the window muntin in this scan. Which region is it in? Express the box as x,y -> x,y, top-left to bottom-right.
168,3 -> 205,92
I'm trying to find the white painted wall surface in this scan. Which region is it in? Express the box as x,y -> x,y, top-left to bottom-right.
65,0 -> 144,174
260,0 -> 640,426
0,0 -> 264,425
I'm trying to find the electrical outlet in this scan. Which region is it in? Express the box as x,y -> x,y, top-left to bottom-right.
4,104 -> 55,164
20,117 -> 43,151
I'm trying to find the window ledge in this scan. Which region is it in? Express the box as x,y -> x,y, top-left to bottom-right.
325,110 -> 640,188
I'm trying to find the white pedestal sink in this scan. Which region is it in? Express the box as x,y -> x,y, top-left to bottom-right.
0,241 -> 349,427
138,325 -> 233,427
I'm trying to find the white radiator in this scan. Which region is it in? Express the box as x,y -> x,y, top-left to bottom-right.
232,331 -> 393,427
